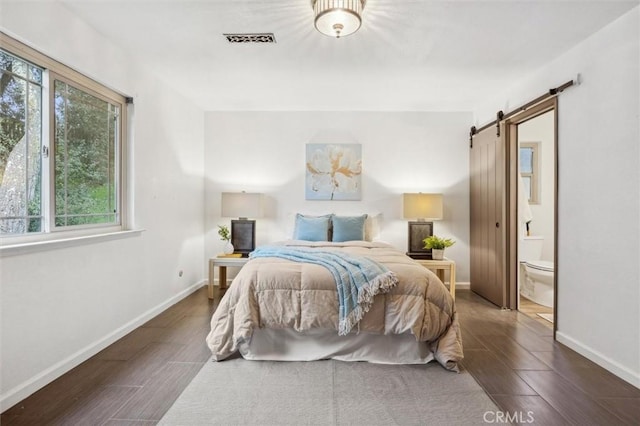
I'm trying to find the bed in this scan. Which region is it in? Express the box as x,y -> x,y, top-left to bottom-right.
206,239 -> 463,371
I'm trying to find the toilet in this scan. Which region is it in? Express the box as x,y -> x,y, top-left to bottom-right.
519,236 -> 554,308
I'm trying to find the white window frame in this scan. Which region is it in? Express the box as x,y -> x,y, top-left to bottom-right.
0,32 -> 131,249
519,141 -> 540,205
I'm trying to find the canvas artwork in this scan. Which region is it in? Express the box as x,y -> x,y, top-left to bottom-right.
305,143 -> 362,200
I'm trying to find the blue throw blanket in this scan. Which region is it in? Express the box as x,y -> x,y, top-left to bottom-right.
250,246 -> 398,335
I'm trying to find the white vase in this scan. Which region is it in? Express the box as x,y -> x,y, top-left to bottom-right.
223,241 -> 234,255
432,249 -> 445,260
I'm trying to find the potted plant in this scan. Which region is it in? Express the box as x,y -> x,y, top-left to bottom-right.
218,225 -> 234,255
423,235 -> 455,260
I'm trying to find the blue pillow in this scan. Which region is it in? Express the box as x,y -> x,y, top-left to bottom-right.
293,214 -> 331,241
332,215 -> 367,242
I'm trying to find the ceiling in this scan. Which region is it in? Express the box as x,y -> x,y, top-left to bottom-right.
59,0 -> 638,111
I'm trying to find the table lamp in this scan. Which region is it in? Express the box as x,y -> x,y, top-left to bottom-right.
221,192 -> 264,257
403,193 -> 443,259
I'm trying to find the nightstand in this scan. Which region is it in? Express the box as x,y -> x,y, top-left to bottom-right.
207,257 -> 249,299
414,258 -> 456,300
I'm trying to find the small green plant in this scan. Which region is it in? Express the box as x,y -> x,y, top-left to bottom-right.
423,235 -> 455,250
218,225 -> 230,241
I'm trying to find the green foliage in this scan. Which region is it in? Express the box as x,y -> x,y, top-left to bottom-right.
1,66 -> 27,184
218,225 -> 230,241
423,235 -> 455,250
52,80 -> 117,227
2,57 -> 118,233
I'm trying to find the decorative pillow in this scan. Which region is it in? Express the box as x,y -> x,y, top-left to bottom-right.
331,214 -> 368,242
364,213 -> 381,241
293,214 -> 332,241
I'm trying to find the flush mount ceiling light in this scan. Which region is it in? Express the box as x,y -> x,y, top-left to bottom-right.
312,0 -> 366,38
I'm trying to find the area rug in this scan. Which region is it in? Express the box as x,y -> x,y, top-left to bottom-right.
537,313 -> 554,323
159,358 -> 500,425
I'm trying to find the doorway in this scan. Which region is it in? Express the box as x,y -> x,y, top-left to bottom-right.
515,110 -> 556,328
470,96 -> 559,331
502,97 -> 558,331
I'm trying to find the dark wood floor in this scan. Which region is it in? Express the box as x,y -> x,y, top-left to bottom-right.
2,287 -> 639,425
1,288 -> 217,426
457,290 -> 640,425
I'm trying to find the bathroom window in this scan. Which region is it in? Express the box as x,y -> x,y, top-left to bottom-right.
520,142 -> 540,204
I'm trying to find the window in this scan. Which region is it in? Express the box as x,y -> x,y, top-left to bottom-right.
53,78 -> 120,228
519,142 -> 540,204
0,49 -> 42,234
1,34 -> 127,240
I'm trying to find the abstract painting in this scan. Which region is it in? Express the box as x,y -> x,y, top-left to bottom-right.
305,143 -> 362,200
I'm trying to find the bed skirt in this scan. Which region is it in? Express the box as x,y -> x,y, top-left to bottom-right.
239,328 -> 435,365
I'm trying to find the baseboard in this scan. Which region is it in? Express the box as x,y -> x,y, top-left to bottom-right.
455,281 -> 470,290
556,331 -> 640,389
0,280 -> 206,411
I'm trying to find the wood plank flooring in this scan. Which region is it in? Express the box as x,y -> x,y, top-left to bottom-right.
1,288 -> 217,426
519,296 -> 554,328
2,287 -> 639,425
456,290 -> 640,425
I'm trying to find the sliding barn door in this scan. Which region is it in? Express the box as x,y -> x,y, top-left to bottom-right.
470,125 -> 507,307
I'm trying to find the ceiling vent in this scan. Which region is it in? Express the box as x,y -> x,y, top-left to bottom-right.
224,33 -> 276,44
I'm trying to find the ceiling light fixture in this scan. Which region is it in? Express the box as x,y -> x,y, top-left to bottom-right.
312,0 -> 366,39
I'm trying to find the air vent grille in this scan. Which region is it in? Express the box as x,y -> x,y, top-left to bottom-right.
224,33 -> 276,43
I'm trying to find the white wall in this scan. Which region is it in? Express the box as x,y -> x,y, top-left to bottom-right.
0,2 -> 205,409
476,7 -> 640,387
518,110 -> 555,261
204,111 -> 472,282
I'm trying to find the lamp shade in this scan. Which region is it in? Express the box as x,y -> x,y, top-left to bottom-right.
221,192 -> 263,219
313,0 -> 365,38
403,193 -> 443,220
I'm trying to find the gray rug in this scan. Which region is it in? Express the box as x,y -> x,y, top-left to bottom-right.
159,358 -> 499,425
